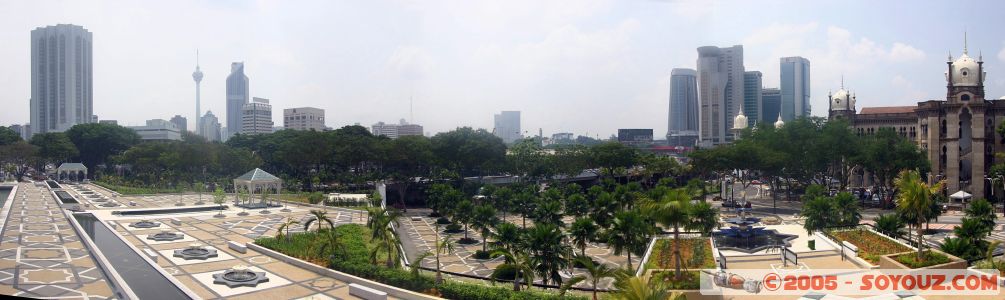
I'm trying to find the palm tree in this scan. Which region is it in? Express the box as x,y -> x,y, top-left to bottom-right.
569,217 -> 599,257
319,228 -> 345,258
368,207 -> 402,267
609,272 -> 683,300
534,199 -> 564,228
471,204 -> 499,253
303,209 -> 334,231
435,229 -> 455,284
895,169 -> 944,261
873,214 -> 904,239
411,251 -> 432,278
275,217 -> 300,240
492,246 -> 535,291
643,188 -> 690,279
833,192 -> 861,226
606,210 -> 649,272
526,223 -> 572,286
802,196 -> 834,234
689,201 -> 719,236
492,222 -> 523,253
965,198 -> 996,234
452,200 -> 475,242
940,237 -> 975,259
259,190 -> 272,214
514,189 -> 537,229
570,257 -> 619,300
493,187 -> 514,220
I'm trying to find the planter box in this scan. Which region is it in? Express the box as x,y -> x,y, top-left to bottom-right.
879,250 -> 966,270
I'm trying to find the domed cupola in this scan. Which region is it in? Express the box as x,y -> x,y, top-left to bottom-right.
733,107 -> 748,130
830,88 -> 854,111
945,33 -> 986,90
774,114 -> 784,129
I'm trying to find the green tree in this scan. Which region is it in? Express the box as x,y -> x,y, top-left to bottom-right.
833,192 -> 862,226
895,169 -> 944,260
526,223 -> 572,286
610,272 -> 682,300
430,127 -> 507,177
65,123 -> 140,175
802,196 -> 835,234
607,210 -> 650,271
569,217 -> 599,257
434,231 -> 454,284
590,142 -> 639,178
367,207 -> 402,267
570,257 -> 619,300
492,245 -> 535,291
382,135 -> 434,211
965,198 -> 996,235
275,217 -> 300,241
452,200 -> 475,242
471,204 -> 499,253
30,132 -> 78,165
873,214 -> 904,239
0,127 -> 21,146
304,209 -> 334,231
212,187 -> 227,217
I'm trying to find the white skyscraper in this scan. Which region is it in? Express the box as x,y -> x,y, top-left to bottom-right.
193,51 -> 204,135
241,97 -> 273,135
493,111 -> 522,143
30,24 -> 93,136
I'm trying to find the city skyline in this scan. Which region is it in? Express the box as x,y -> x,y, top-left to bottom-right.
4,1 -> 1005,138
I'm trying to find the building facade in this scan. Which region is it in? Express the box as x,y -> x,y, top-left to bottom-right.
761,88 -> 782,124
170,115 -> 187,133
618,129 -> 654,146
743,71 -> 763,127
129,119 -> 181,141
241,97 -> 273,135
199,111 -> 221,142
830,41 -> 1000,201
668,68 -> 699,146
283,107 -> 325,131
780,56 -> 811,121
226,62 -> 250,140
493,111 -> 522,143
371,119 -> 423,139
697,45 -> 744,146
30,24 -> 93,136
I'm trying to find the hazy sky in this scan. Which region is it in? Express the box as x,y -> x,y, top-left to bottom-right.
3,0 -> 1005,138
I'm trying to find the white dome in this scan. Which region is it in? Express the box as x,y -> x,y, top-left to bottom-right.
830,88 -> 852,111
774,115 -> 784,129
733,109 -> 748,130
947,53 -> 983,87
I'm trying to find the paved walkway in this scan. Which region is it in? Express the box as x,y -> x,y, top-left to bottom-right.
0,183 -> 115,299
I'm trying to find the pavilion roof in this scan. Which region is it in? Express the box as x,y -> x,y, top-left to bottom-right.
234,168 -> 281,183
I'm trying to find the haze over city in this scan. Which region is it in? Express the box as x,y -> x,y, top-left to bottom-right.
2,0 -> 1005,137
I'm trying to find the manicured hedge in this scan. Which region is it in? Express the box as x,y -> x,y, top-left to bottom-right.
257,224 -> 585,300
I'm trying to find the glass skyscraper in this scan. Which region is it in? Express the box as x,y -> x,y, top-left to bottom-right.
780,56 -> 810,121
761,88 -> 781,124
743,71 -> 762,127
226,62 -> 250,140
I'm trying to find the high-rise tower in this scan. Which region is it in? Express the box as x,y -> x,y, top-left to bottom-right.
696,45 -> 744,146
30,24 -> 93,136
192,50 -> 204,135
226,62 -> 250,140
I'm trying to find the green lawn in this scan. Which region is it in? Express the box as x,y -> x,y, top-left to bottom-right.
894,251 -> 951,268
92,181 -> 185,195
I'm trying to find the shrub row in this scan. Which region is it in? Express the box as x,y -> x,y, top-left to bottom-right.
259,224 -> 585,300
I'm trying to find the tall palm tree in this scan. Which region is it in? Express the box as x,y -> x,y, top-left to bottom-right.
368,207 -> 402,267
643,188 -> 690,279
895,169 -> 944,261
303,209 -> 334,231
569,217 -> 599,257
411,251 -> 432,278
526,223 -> 572,286
834,192 -> 861,226
471,204 -> 499,253
570,257 -> 619,300
435,231 -> 455,284
606,210 -> 649,272
534,199 -> 565,228
319,228 -> 345,258
275,217 -> 300,240
452,200 -> 475,242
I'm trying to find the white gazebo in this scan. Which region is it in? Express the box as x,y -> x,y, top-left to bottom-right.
232,168 -> 282,211
949,190 -> 972,209
57,163 -> 88,182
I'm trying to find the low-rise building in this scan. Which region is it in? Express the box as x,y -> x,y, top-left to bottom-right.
129,119 -> 181,141
283,107 -> 325,131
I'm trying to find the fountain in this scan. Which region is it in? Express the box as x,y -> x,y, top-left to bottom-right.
148,230 -> 184,241
174,243 -> 218,260
213,265 -> 269,287
129,220 -> 161,228
712,206 -> 796,253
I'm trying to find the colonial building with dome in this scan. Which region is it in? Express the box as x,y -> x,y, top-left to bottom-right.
830,40 -> 1000,201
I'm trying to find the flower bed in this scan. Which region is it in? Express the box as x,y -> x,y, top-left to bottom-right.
641,238 -> 715,290
893,251 -> 951,269
829,229 -> 910,264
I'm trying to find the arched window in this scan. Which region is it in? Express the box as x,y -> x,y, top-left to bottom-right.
961,94 -> 971,101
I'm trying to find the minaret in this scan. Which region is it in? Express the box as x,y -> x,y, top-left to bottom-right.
192,50 -> 204,135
